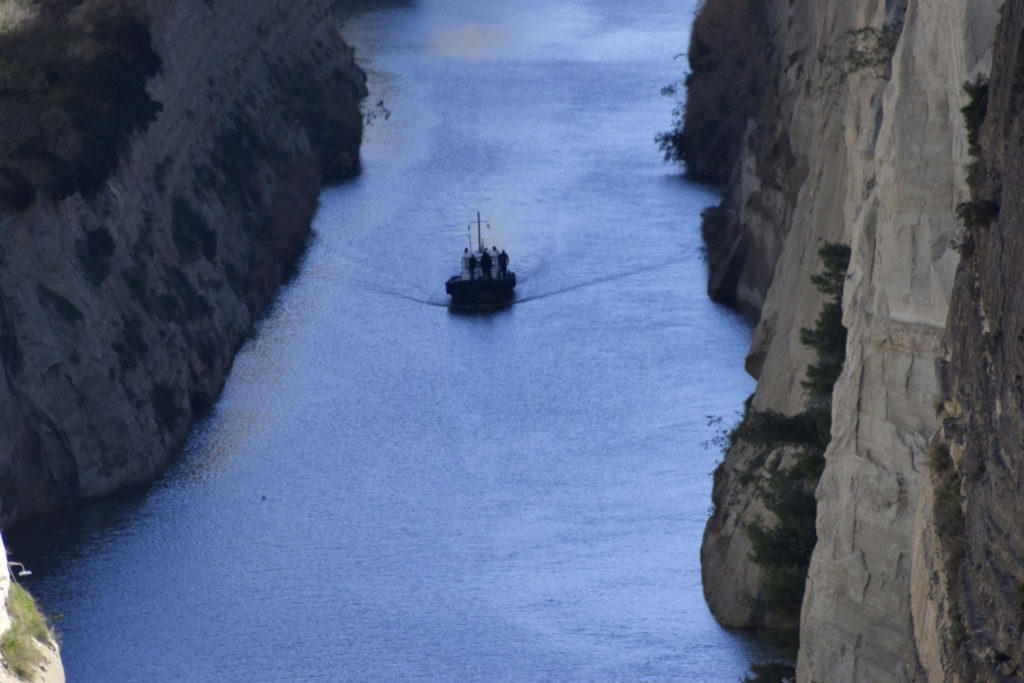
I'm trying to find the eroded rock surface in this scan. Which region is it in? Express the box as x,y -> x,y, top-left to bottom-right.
0,0 -> 366,526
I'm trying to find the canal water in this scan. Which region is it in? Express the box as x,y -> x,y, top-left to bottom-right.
8,0 -> 768,679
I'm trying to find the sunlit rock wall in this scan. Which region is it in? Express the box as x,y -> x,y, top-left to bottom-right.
690,0 -> 1005,679
801,2 -> 1001,677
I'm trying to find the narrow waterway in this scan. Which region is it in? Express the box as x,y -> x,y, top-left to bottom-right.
9,0 -> 768,679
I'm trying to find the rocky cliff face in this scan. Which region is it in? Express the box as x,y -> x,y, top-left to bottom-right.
688,0 -> 1011,679
0,0 -> 366,526
934,2 -> 1024,678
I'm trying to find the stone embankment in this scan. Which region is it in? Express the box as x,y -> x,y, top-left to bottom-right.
684,0 -> 1024,679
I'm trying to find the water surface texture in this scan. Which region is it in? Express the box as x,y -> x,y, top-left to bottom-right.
9,0 -> 767,678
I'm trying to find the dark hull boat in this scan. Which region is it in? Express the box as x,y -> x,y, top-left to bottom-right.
446,212 -> 515,310
445,272 -> 516,309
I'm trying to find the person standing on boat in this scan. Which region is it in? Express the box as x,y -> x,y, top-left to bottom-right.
490,246 -> 499,279
468,252 -> 478,281
497,249 -> 509,279
461,248 -> 472,280
480,248 -> 493,280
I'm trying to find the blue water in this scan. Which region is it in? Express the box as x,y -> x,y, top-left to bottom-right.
8,0 -> 768,679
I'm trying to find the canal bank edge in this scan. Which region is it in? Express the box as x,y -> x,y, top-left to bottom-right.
684,0 -> 1024,680
0,0 -> 366,527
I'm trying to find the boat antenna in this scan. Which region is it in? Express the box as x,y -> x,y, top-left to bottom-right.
477,211 -> 484,251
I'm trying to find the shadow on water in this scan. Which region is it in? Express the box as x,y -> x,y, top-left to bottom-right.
5,490 -> 150,584
331,0 -> 415,19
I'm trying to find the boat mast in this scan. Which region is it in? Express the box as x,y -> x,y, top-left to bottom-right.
477,211 -> 484,251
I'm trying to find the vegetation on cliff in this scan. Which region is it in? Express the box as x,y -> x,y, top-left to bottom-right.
0,582 -> 56,680
655,0 -> 768,184
954,77 -> 998,250
935,80 -> 989,604
0,0 -> 162,213
818,20 -> 904,93
731,243 -> 849,644
932,49 -> 1023,677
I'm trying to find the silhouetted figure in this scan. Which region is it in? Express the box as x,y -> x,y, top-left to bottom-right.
480,250 -> 493,280
497,250 -> 509,278
461,248 -> 471,280
490,246 -> 499,278
468,253 -> 478,281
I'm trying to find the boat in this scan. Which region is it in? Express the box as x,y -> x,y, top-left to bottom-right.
445,212 -> 516,310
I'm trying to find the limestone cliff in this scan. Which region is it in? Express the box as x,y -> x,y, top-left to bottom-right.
0,0 -> 366,526
686,0 -> 1009,679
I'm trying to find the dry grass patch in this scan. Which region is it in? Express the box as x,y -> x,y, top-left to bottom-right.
1,582 -> 55,680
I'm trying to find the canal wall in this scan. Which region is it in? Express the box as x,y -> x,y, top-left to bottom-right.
686,0 -> 1024,679
0,0 -> 366,527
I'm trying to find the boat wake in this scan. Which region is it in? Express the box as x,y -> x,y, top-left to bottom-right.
515,256 -> 687,304
346,281 -> 450,308
344,256 -> 689,309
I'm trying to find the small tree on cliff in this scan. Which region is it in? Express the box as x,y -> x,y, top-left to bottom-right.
799,243 -> 851,405
742,241 -> 850,640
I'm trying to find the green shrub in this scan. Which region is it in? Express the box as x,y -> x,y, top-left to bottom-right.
747,466 -> 819,629
929,438 -> 965,583
935,476 -> 964,573
950,228 -> 975,258
955,199 -> 999,231
654,87 -> 686,165
927,441 -> 952,472
954,77 -> 996,258
790,446 -> 826,481
699,204 -> 728,235
961,77 -> 989,158
730,410 -> 820,450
